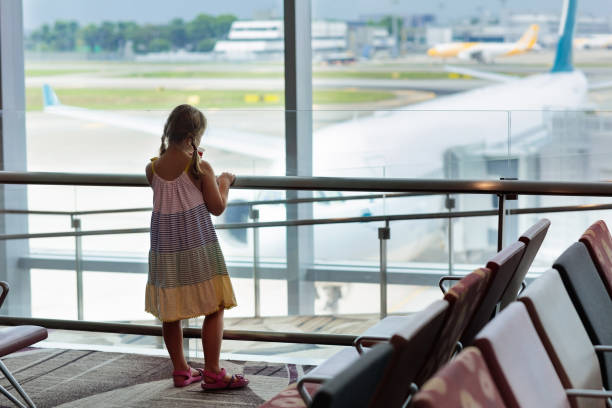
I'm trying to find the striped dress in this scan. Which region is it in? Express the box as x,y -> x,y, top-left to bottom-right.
145,158 -> 237,322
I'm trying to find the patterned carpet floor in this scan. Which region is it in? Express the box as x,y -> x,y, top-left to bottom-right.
0,348 -> 313,408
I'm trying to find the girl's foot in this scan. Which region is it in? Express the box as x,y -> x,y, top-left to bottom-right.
202,368 -> 249,390
173,367 -> 204,387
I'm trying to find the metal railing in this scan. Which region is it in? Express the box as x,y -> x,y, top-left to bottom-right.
1,171 -> 612,344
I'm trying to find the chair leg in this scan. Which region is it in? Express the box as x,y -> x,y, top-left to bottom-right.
0,360 -> 36,408
0,385 -> 27,408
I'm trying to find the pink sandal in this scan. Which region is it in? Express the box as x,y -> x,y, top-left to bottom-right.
173,367 -> 204,387
201,368 -> 249,390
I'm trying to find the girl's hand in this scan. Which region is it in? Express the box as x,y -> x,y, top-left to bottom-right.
217,172 -> 236,186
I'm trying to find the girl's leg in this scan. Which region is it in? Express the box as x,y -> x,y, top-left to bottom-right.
202,309 -> 230,380
162,320 -> 197,374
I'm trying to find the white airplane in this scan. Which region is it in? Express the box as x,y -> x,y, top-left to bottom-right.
427,24 -> 540,63
574,34 -> 612,50
41,0 -> 608,264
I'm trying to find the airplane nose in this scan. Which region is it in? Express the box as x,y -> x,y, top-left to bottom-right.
427,48 -> 437,56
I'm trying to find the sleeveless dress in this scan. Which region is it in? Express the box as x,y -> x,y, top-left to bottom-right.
145,158 -> 237,322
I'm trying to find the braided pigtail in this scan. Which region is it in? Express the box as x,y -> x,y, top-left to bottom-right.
159,119 -> 171,156
189,140 -> 204,179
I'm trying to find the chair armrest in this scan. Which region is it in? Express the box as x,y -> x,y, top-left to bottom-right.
439,276 -> 461,294
566,388 -> 612,399
354,336 -> 389,354
594,345 -> 612,352
297,376 -> 326,406
0,282 -> 9,310
297,348 -> 360,405
353,315 -> 409,353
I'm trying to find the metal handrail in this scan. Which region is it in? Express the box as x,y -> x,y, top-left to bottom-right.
3,203 -> 612,241
0,193 -> 424,217
0,316 -> 356,346
3,171 -> 612,196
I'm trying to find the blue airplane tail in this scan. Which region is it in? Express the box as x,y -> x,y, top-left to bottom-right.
551,0 -> 577,73
42,84 -> 60,108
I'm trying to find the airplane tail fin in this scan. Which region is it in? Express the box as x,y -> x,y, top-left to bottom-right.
42,84 -> 61,109
551,0 -> 577,73
516,24 -> 539,51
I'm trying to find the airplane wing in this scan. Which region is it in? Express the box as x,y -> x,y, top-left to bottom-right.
589,80 -> 612,91
444,65 -> 517,83
42,84 -> 283,160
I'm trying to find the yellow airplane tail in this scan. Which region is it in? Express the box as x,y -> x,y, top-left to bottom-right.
516,24 -> 539,51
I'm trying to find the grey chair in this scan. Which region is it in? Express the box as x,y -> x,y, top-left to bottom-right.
498,218 -> 550,310
0,282 -> 48,408
553,242 -> 612,388
519,269 -> 608,408
298,299 -> 449,406
475,302 -> 612,408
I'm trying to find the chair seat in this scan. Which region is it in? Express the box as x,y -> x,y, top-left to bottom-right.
0,326 -> 48,358
301,348 -> 360,380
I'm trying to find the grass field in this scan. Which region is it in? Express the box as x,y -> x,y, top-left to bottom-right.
25,87 -> 396,111
25,69 -> 94,77
123,70 -> 466,80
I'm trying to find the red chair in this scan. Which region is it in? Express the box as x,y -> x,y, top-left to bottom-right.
416,267 -> 491,385
412,347 -> 507,408
458,241 -> 525,346
580,220 -> 612,298
0,282 -> 48,408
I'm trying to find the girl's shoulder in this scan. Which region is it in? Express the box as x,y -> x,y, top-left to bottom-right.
199,159 -> 214,174
145,157 -> 157,185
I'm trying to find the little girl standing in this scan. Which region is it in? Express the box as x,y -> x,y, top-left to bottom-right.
145,104 -> 248,390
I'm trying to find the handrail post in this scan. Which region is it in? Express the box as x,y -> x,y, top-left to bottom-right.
71,215 -> 84,320
250,207 -> 261,318
445,194 -> 455,275
497,194 -> 505,252
378,220 -> 390,319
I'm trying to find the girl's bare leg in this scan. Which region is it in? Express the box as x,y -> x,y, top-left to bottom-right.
163,320 -> 198,375
202,309 -> 231,381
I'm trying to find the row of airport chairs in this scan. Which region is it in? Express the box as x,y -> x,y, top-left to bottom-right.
259,218 -> 551,408
414,219 -> 612,407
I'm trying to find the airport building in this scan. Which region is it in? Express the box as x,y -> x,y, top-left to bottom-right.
1,0 -> 612,406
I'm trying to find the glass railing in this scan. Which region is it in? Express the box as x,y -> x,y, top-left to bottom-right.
3,107 -> 612,361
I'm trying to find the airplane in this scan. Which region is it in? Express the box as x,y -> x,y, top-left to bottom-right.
427,24 -> 540,64
40,0 -> 610,266
574,34 -> 612,50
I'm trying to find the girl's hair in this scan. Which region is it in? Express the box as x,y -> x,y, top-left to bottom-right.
159,104 -> 207,179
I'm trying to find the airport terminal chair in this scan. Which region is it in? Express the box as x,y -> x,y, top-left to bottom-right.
0,282 -> 48,408
498,218 -> 550,310
580,220 -> 612,298
412,347 -> 507,408
553,242 -> 612,388
519,269 -> 607,408
297,299 -> 449,406
458,241 -> 525,346
308,343 -> 395,408
474,302 -> 612,408
414,268 -> 491,385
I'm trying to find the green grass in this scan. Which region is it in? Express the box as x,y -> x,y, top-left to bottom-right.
25,69 -> 93,77
126,71 -> 284,79
123,70 -> 469,80
26,87 -> 395,111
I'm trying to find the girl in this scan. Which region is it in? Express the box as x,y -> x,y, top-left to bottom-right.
145,104 -> 248,390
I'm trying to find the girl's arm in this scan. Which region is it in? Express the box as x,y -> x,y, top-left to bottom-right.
199,160 -> 234,216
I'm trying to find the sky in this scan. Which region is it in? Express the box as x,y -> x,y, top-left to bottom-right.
23,0 -> 612,30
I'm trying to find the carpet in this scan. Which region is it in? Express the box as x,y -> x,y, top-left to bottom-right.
0,348 -> 313,408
